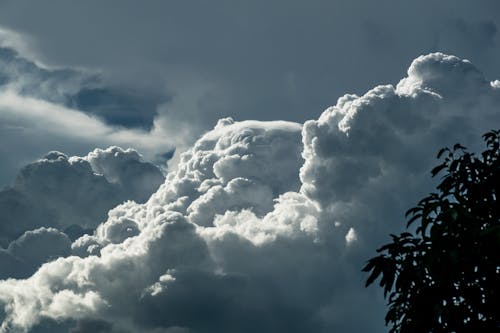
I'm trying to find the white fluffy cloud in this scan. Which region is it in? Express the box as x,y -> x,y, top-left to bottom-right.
0,53 -> 499,333
301,53 -> 499,244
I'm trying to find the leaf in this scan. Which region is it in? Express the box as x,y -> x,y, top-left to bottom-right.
364,257 -> 385,287
377,243 -> 394,252
365,264 -> 383,287
449,159 -> 460,172
437,147 -> 449,159
406,213 -> 422,227
405,207 -> 421,218
383,267 -> 396,296
361,259 -> 375,273
453,143 -> 466,151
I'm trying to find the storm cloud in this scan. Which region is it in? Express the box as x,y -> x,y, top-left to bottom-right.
1,0 -> 500,186
0,53 -> 498,332
1,0 -> 499,128
0,146 -> 164,246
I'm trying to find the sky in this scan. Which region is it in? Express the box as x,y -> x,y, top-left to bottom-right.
0,1 -> 499,332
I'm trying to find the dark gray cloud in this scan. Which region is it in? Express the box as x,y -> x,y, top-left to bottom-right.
1,0 -> 499,185
0,46 -> 159,128
0,1 -> 499,332
0,147 -> 164,247
0,46 -> 93,103
0,46 -> 171,186
0,228 -> 71,279
0,86 -> 172,187
69,319 -> 113,333
0,0 -> 498,132
0,53 -> 498,333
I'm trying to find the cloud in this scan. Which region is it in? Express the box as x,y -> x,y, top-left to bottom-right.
0,228 -> 71,279
68,319 -> 113,333
0,31 -> 160,129
1,1 -> 500,134
0,147 -> 164,247
0,88 -> 174,185
0,46 -> 94,105
0,43 -> 174,186
0,53 -> 499,333
1,1 -> 500,183
85,147 -> 166,202
0,90 -> 172,152
0,28 -> 42,68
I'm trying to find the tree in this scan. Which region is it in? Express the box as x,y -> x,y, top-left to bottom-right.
363,130 -> 500,333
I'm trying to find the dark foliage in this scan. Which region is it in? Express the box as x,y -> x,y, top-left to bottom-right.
363,130 -> 500,332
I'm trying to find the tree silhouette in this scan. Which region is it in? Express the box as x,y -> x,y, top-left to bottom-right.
363,130 -> 500,332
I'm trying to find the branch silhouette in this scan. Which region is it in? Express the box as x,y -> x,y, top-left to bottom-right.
363,130 -> 500,332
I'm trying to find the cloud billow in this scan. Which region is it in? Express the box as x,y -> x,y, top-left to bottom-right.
0,147 -> 164,281
0,228 -> 71,280
0,53 -> 499,332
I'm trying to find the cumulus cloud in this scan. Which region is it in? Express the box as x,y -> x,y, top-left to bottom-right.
0,228 -> 71,279
301,53 -> 499,239
1,53 -> 500,333
85,147 -> 166,203
0,147 -> 164,247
